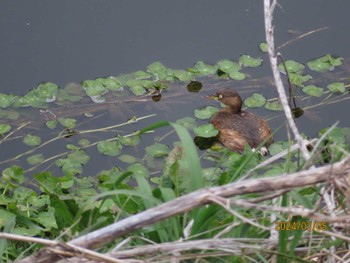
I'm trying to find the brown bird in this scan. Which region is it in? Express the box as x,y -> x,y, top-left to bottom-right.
206,89 -> 273,154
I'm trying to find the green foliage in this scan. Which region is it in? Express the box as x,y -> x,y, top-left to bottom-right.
244,93 -> 266,108
0,52 -> 349,261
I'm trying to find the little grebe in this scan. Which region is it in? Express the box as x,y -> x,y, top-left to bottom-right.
206,89 -> 273,154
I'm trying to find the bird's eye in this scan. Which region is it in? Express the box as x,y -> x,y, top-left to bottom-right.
218,94 -> 223,99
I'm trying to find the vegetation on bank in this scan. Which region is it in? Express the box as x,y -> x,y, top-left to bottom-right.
0,45 -> 350,262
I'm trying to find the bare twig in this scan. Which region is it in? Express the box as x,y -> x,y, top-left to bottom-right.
264,0 -> 311,161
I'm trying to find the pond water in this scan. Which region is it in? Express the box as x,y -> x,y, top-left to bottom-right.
1,1 -> 350,179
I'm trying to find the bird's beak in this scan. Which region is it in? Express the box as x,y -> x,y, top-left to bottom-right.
205,94 -> 219,100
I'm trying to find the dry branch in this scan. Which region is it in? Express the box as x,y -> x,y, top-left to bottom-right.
18,155 -> 350,263
264,0 -> 311,160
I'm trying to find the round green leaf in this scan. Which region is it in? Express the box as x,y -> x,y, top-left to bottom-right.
265,101 -> 283,111
302,85 -> 324,97
46,120 -> 57,129
147,61 -> 166,74
194,106 -> 218,120
27,154 -> 44,165
259,42 -> 268,53
239,55 -> 262,67
193,124 -> 219,138
23,134 -> 41,147
0,93 -> 18,108
82,80 -> 107,97
78,139 -> 90,147
244,93 -> 266,107
145,143 -> 169,158
58,117 -> 76,129
97,140 -> 122,156
129,85 -> 146,96
217,59 -> 240,73
278,60 -> 304,74
173,70 -> 193,82
118,135 -> 140,146
192,61 -> 218,75
307,54 -> 343,72
127,163 -> 150,177
327,82 -> 346,93
135,70 -> 152,79
0,124 -> 11,134
2,166 -> 24,183
176,117 -> 197,129
118,154 -> 138,164
228,71 -> 246,80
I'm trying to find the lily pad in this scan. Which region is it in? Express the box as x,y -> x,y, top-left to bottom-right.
217,59 -> 240,73
0,123 -> 11,134
176,117 -> 197,129
129,85 -> 146,96
244,93 -> 266,108
82,80 -> 107,97
259,42 -> 268,53
27,154 -> 45,165
147,61 -> 166,74
278,60 -> 304,74
289,73 -> 312,86
2,166 -> 24,184
23,134 -> 41,147
302,85 -> 324,97
307,54 -> 343,72
327,82 -> 346,93
135,70 -> 152,79
239,55 -> 262,67
127,163 -> 150,178
58,117 -> 77,129
46,120 -> 57,129
97,140 -> 122,156
173,70 -> 193,82
228,71 -> 246,80
191,61 -> 218,75
101,77 -> 123,91
265,101 -> 283,111
118,135 -> 140,146
193,124 -> 219,138
67,150 -> 90,165
194,106 -> 218,120
118,154 -> 138,164
0,93 -> 18,108
145,143 -> 169,158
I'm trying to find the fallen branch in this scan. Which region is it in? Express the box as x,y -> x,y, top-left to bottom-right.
18,155 -> 350,263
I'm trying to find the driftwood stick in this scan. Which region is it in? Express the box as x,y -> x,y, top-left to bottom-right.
264,0 -> 311,161
18,155 -> 350,263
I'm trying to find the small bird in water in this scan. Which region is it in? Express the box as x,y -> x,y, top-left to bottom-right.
206,89 -> 273,154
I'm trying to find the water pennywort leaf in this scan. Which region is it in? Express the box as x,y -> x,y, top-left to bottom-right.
0,123 -> 11,134
145,143 -> 169,158
259,42 -> 268,53
278,60 -> 304,74
239,55 -> 262,67
23,134 -> 41,147
244,93 -> 266,108
26,154 -> 45,165
97,140 -> 122,156
193,124 -> 219,138
265,101 -> 283,111
194,106 -> 218,120
307,54 -> 343,72
0,93 -> 18,108
302,85 -> 324,97
327,82 -> 346,93
58,117 -> 77,129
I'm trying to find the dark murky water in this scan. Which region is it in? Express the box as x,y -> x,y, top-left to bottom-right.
1,1 -> 350,177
